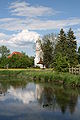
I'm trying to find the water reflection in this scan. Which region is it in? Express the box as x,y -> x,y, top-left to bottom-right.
37,85 -> 79,114
0,81 -> 80,119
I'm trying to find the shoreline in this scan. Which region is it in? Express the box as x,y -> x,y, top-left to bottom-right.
0,69 -> 80,88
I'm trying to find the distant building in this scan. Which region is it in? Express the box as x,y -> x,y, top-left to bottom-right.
8,51 -> 22,58
34,39 -> 44,68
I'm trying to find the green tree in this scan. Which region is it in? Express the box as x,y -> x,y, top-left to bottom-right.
54,53 -> 69,72
0,57 -> 8,68
8,53 -> 34,68
0,46 -> 10,68
54,29 -> 67,57
54,28 -> 78,71
42,34 -> 57,68
29,56 -> 34,67
78,46 -> 80,53
53,29 -> 69,71
77,46 -> 80,64
42,38 -> 53,68
67,28 -> 78,66
0,46 -> 10,58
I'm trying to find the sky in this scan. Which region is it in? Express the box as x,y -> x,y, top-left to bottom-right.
0,0 -> 80,56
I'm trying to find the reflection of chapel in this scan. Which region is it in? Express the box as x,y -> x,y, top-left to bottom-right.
34,39 -> 44,68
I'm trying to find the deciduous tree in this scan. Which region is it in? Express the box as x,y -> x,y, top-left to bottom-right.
42,34 -> 56,68
0,45 -> 10,58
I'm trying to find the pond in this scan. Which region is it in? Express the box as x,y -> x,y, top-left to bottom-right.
0,80 -> 80,120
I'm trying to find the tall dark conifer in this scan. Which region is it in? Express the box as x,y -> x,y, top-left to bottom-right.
78,46 -> 80,64
67,28 -> 78,66
54,29 -> 67,57
54,28 -> 78,71
53,29 -> 69,71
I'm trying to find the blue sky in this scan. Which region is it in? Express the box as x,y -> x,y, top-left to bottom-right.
0,0 -> 80,56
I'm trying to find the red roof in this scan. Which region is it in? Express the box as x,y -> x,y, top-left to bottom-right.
8,52 -> 22,58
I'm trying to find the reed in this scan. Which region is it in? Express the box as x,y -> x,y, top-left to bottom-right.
0,69 -> 80,87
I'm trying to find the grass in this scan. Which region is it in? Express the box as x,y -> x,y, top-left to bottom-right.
0,68 -> 80,87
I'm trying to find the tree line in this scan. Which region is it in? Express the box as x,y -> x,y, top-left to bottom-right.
0,46 -> 34,68
41,28 -> 80,71
0,28 -> 80,71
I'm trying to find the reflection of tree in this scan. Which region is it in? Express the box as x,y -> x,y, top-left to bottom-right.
0,81 -> 79,115
0,82 -> 8,96
37,84 -> 79,114
69,92 -> 78,114
55,88 -> 69,114
9,80 -> 27,89
42,87 -> 54,105
37,86 -> 57,110
54,87 -> 78,114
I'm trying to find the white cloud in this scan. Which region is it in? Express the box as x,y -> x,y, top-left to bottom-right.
10,29 -> 40,44
27,18 -> 80,30
0,33 -> 12,48
0,83 -> 37,104
0,18 -> 17,22
0,1 -> 80,53
9,1 -> 58,17
0,18 -> 80,31
0,32 -> 10,43
0,18 -> 26,31
0,33 -> 8,39
0,30 -> 39,48
0,1 -> 79,32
